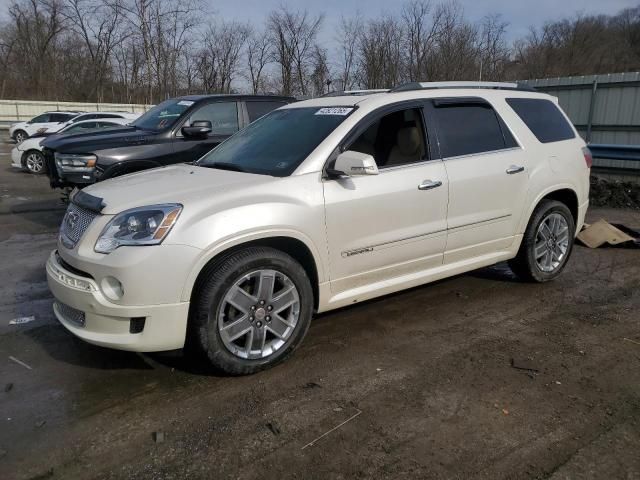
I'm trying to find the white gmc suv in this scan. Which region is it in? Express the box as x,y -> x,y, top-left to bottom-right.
46,82 -> 591,374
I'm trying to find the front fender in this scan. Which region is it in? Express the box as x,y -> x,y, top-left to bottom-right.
179,228 -> 326,302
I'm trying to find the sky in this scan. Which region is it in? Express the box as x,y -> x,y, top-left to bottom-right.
210,0 -> 639,42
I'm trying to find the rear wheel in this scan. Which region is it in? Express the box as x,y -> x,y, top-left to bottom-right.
24,150 -> 46,174
509,199 -> 575,282
190,247 -> 313,375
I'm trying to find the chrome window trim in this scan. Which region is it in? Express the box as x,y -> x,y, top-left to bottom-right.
441,146 -> 523,162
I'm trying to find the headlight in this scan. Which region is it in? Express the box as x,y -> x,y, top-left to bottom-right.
94,204 -> 182,254
55,152 -> 97,172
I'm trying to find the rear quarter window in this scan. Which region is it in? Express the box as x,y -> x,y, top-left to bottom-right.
506,98 -> 575,143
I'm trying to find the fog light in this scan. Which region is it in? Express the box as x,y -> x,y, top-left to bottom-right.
101,276 -> 124,301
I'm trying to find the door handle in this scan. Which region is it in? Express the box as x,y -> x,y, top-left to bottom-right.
506,165 -> 525,175
418,179 -> 443,191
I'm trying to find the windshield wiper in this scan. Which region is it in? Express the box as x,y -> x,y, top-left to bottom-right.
203,162 -> 248,173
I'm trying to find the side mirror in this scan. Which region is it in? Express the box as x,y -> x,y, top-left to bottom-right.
182,120 -> 212,138
330,150 -> 379,177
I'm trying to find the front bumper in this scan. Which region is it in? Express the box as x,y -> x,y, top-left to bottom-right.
46,250 -> 190,352
10,147 -> 24,169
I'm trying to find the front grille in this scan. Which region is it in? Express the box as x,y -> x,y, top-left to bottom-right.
60,202 -> 99,248
54,301 -> 86,327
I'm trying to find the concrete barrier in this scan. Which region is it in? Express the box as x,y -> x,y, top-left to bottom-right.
0,99 -> 152,129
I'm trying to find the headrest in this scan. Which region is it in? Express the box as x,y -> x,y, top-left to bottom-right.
396,127 -> 421,156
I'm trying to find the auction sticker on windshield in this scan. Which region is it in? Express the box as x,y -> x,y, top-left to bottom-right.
178,100 -> 194,106
315,107 -> 353,116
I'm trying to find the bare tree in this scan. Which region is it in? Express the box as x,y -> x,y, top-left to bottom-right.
335,14 -> 362,90
62,0 -> 128,101
245,27 -> 271,94
196,21 -> 248,93
401,0 -> 442,81
309,44 -> 331,96
268,6 -> 323,95
9,0 -> 67,98
477,14 -> 509,81
0,23 -> 16,98
357,17 -> 404,89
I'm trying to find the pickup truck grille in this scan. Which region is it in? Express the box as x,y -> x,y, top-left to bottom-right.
60,202 -> 99,249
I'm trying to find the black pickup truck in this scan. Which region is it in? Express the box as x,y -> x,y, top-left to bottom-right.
43,94 -> 294,189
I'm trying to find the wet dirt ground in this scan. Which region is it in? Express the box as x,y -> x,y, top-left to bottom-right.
0,139 -> 639,480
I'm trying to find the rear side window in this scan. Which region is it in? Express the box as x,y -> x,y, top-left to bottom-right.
432,102 -> 516,158
506,98 -> 575,143
246,101 -> 287,122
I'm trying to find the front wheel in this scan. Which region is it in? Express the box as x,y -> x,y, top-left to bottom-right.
190,247 -> 313,375
14,130 -> 27,143
509,199 -> 575,282
24,151 -> 46,174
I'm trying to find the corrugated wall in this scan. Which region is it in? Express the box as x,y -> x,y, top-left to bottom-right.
523,72 -> 640,145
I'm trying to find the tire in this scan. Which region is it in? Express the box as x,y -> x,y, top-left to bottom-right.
509,199 -> 575,282
24,150 -> 46,174
13,130 -> 28,143
190,247 -> 313,375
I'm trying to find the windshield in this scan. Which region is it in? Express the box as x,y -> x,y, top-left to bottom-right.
132,98 -> 195,131
197,106 -> 355,176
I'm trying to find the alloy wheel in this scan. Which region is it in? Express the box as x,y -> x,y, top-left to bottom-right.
534,212 -> 570,273
26,152 -> 44,173
217,269 -> 300,360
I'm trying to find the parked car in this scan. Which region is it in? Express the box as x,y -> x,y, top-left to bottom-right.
10,118 -> 133,174
46,82 -> 590,375
42,95 -> 294,190
9,111 -> 140,144
64,111 -> 141,125
9,111 -> 84,143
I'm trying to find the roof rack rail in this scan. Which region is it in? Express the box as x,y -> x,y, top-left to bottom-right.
390,81 -> 536,92
322,89 -> 390,97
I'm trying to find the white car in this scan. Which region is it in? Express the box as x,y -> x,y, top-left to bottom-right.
9,111 -> 83,143
11,118 -> 132,174
9,111 -> 140,143
46,82 -> 590,374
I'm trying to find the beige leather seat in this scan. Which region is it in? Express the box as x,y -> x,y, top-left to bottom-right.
387,127 -> 424,166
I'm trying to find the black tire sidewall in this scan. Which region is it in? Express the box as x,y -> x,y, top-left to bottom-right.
192,248 -> 313,375
523,200 -> 575,282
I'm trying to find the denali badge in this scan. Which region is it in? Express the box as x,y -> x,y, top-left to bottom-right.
342,247 -> 374,258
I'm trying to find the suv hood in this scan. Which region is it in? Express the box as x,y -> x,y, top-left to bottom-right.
41,126 -> 151,153
82,164 -> 273,214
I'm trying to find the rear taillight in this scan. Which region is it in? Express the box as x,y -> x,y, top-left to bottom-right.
582,146 -> 593,168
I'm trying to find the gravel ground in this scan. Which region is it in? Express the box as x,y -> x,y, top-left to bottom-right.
590,176 -> 640,210
0,139 -> 639,480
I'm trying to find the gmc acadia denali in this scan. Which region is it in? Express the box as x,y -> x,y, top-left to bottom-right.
46,82 -> 590,374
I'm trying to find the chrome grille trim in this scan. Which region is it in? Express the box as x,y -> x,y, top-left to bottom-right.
60,202 -> 99,249
54,301 -> 86,327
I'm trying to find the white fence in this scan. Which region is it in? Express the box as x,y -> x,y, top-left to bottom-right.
0,99 -> 152,128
